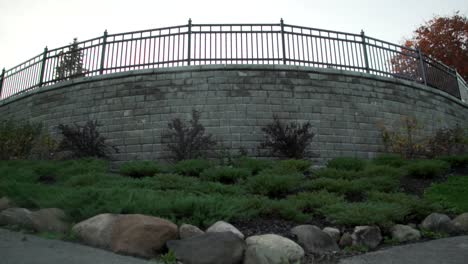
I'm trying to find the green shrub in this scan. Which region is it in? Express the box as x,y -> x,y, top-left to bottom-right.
304,176 -> 399,196
233,157 -> 273,175
119,161 -> 161,178
425,176 -> 468,213
200,166 -> 251,184
173,159 -> 212,177
320,201 -> 409,226
64,173 -> 106,187
436,155 -> 468,168
245,171 -> 303,198
287,190 -> 344,214
360,165 -> 404,179
0,120 -> 46,160
405,160 -> 450,179
276,159 -> 312,173
327,157 -> 366,171
372,154 -> 408,167
312,168 -> 361,180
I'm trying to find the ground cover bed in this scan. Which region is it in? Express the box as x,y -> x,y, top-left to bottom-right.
1,154 -> 467,238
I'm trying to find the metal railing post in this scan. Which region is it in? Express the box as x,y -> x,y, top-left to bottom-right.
280,18 -> 287,64
38,46 -> 48,87
0,68 -> 5,98
360,30 -> 370,73
187,18 -> 192,65
100,30 -> 108,75
417,48 -> 427,86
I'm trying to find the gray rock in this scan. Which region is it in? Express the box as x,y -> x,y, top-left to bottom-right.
452,213 -> 468,232
179,223 -> 204,239
167,232 -> 245,264
244,234 -> 304,264
291,225 -> 339,254
421,213 -> 458,234
323,227 -> 341,242
206,221 -> 244,239
0,208 -> 34,230
391,224 -> 421,242
30,208 -> 69,234
72,213 -> 119,249
339,233 -> 353,248
352,226 -> 382,250
0,197 -> 15,211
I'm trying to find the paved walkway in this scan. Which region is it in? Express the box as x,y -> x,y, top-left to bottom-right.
339,235 -> 468,264
0,228 -> 158,264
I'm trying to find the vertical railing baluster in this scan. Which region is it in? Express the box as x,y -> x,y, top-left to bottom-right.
417,48 -> 427,86
0,68 -> 5,98
100,30 -> 108,75
280,18 -> 286,64
38,47 -> 48,87
360,30 -> 370,73
187,18 -> 192,65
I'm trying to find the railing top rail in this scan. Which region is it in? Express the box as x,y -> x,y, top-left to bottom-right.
283,23 -> 363,37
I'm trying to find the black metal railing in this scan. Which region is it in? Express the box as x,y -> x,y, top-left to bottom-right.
0,19 -> 464,100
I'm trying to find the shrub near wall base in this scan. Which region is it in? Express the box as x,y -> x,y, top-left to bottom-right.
0,65 -> 467,164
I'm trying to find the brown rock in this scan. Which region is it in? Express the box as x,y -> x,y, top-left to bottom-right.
179,223 -> 204,239
72,213 -> 120,249
31,208 -> 69,234
111,214 -> 178,258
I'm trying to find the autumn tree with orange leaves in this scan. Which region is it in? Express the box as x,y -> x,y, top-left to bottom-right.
401,12 -> 467,81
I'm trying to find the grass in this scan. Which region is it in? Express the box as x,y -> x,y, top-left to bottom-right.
0,156 -> 465,229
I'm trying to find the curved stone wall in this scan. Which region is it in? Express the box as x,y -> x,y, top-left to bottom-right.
1,65 -> 467,163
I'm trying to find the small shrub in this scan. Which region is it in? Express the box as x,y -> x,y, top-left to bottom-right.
163,110 -> 216,161
312,168 -> 361,180
200,166 -> 251,184
0,120 -> 46,160
425,176 -> 468,213
245,171 -> 303,198
304,176 -> 400,196
320,201 -> 409,226
405,160 -> 450,179
119,161 -> 161,178
58,120 -> 118,159
259,115 -> 315,159
327,157 -> 366,171
372,154 -> 408,167
64,173 -> 104,187
360,165 -> 404,179
233,157 -> 273,175
287,190 -> 345,214
173,159 -> 212,177
425,125 -> 467,158
276,159 -> 312,173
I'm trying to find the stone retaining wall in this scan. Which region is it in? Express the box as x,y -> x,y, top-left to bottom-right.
1,65 -> 467,163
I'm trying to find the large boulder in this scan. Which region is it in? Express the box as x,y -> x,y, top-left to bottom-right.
30,208 -> 69,234
291,225 -> 339,255
323,227 -> 341,242
0,208 -> 34,230
179,223 -> 204,239
72,213 -> 120,249
352,226 -> 382,250
0,197 -> 16,211
111,214 -> 178,258
452,213 -> 468,233
167,232 -> 245,264
206,221 -> 244,239
391,224 -> 421,242
421,213 -> 458,234
244,234 -> 304,264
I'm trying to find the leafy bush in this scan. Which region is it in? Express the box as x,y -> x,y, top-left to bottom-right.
320,201 -> 409,226
436,155 -> 468,168
327,157 -> 367,171
404,160 -> 450,179
372,154 -> 408,167
58,120 -> 118,159
64,173 -> 106,187
259,115 -> 315,159
425,176 -> 468,213
304,176 -> 400,196
119,161 -> 161,178
200,166 -> 251,184
245,171 -> 303,198
173,159 -> 212,177
233,157 -> 273,175
287,190 -> 344,214
276,159 -> 312,173
312,168 -> 361,180
0,120 -> 50,160
163,110 -> 216,161
360,165 -> 404,179
425,125 -> 467,158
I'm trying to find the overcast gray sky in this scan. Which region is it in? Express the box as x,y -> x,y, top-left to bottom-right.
0,0 -> 466,70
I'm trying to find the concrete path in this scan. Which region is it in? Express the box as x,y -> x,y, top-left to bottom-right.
339,235 -> 468,264
0,228 -> 159,264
